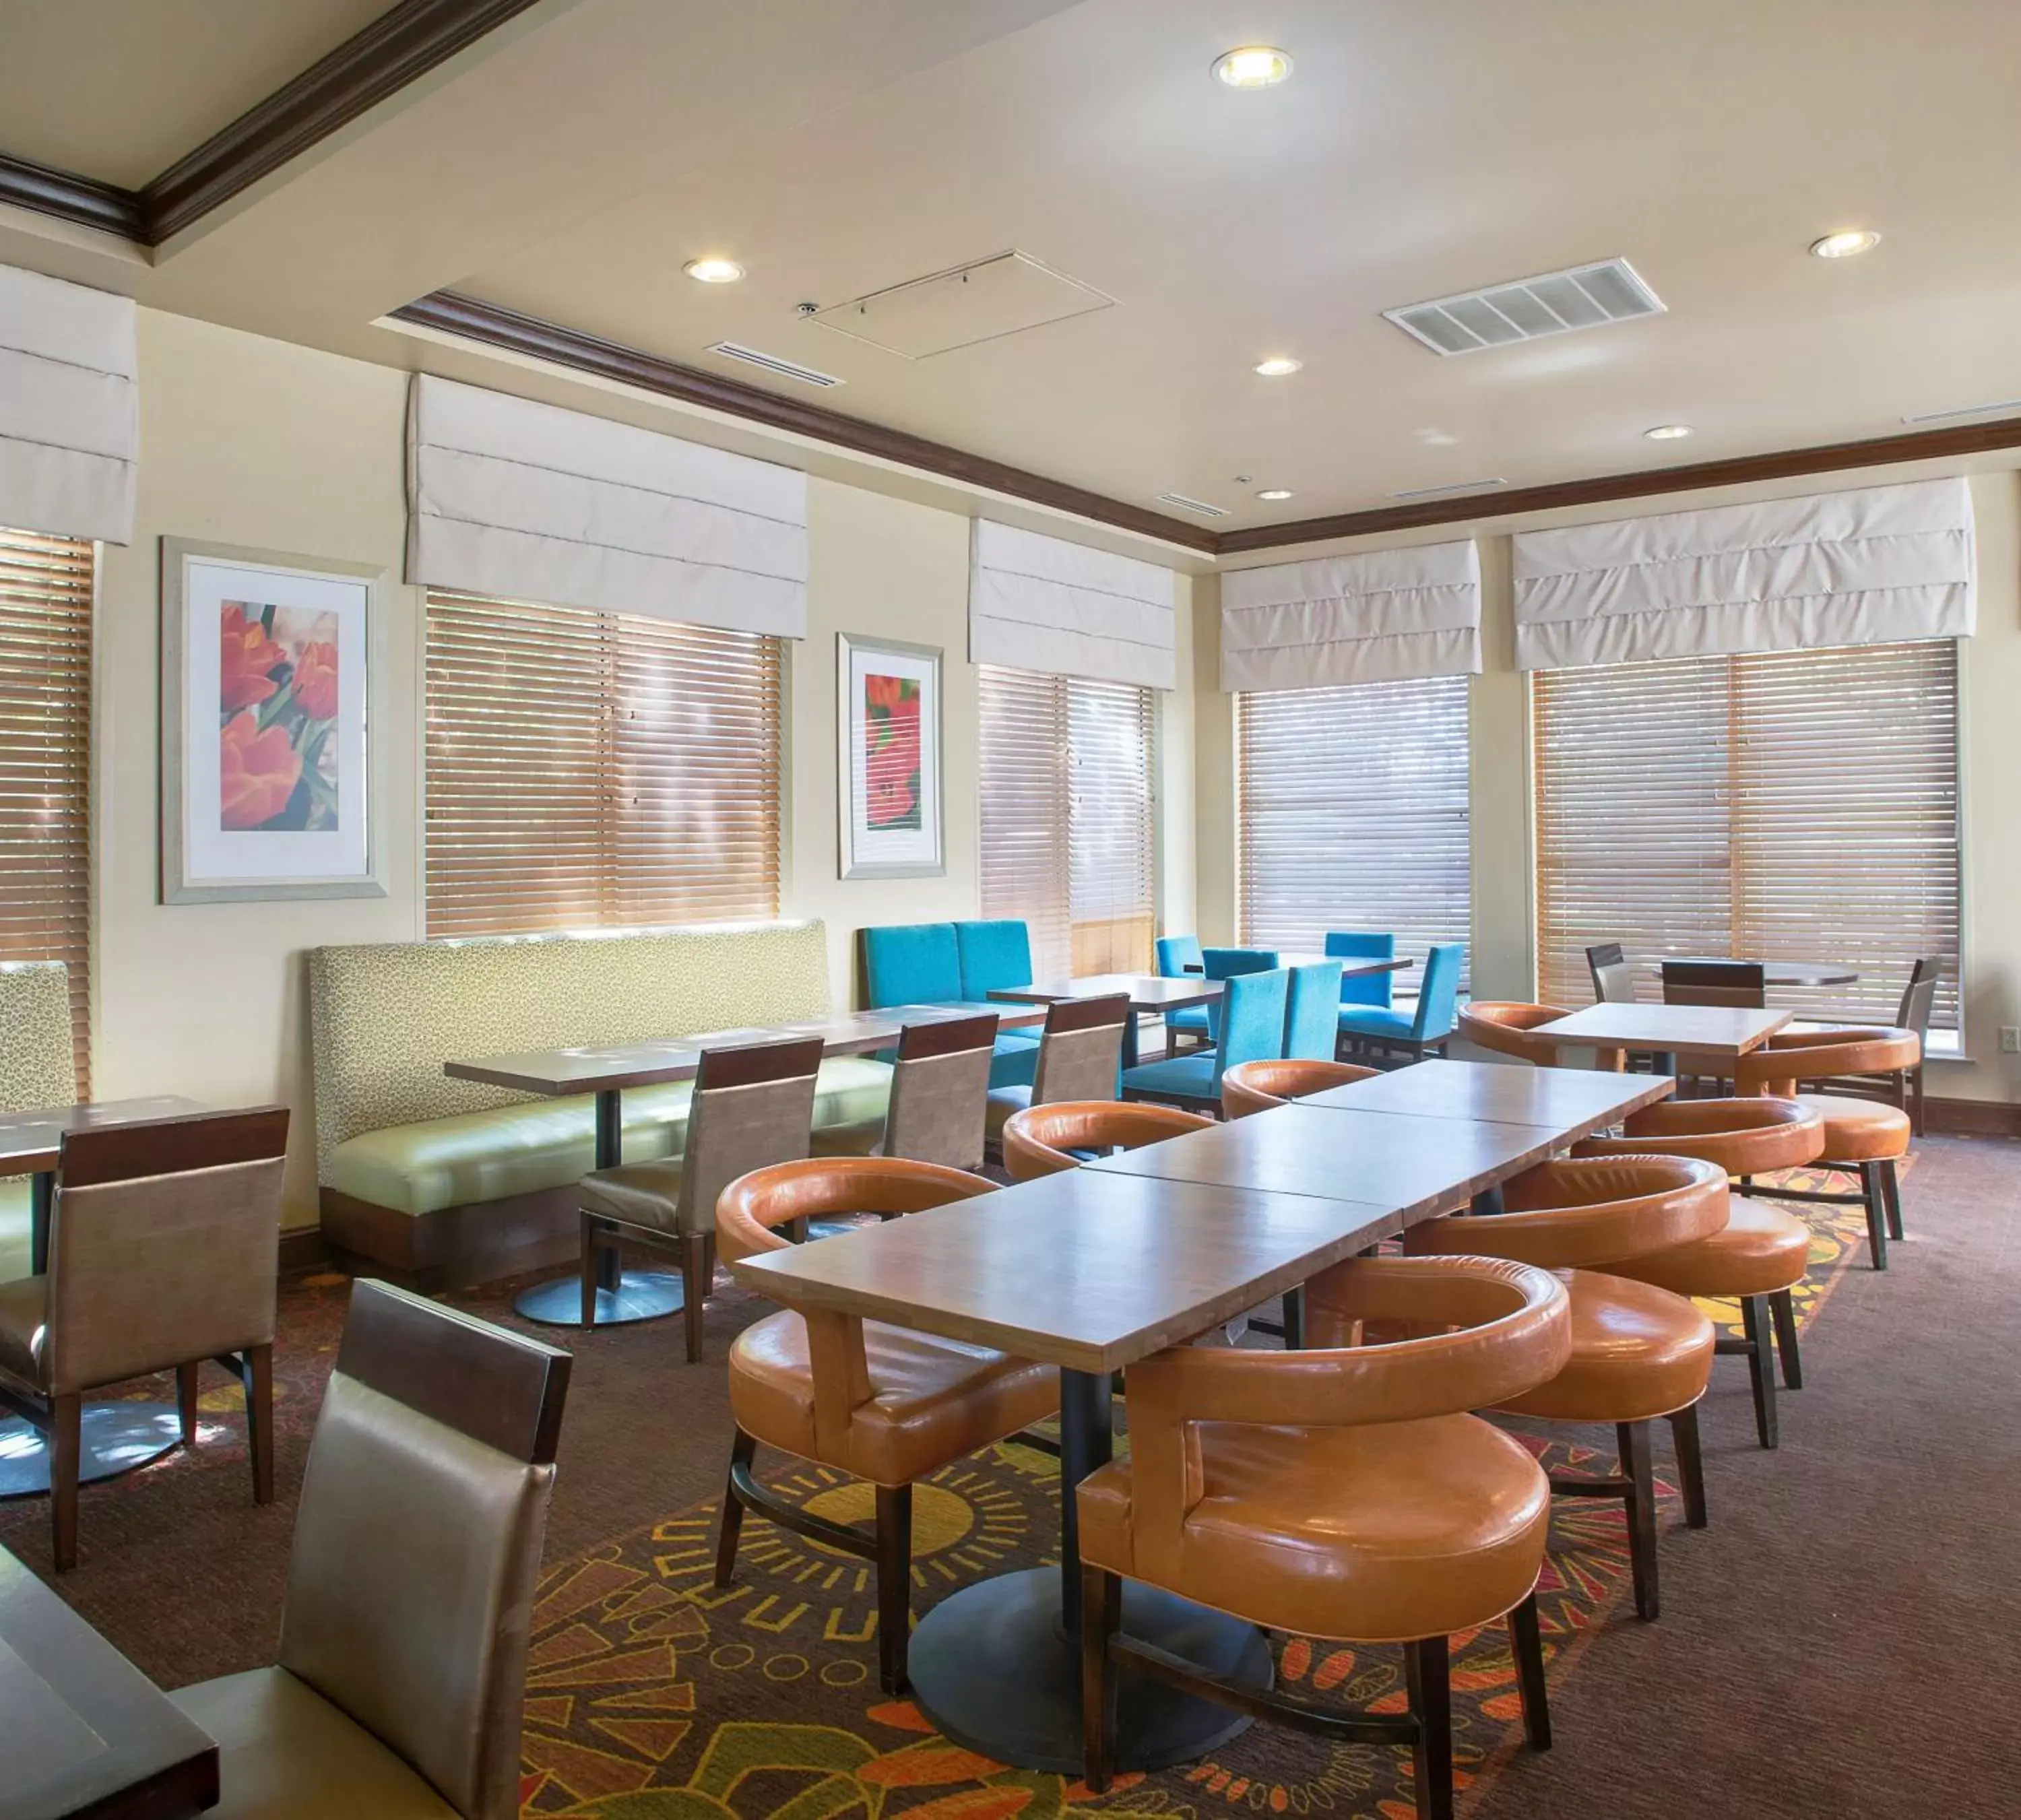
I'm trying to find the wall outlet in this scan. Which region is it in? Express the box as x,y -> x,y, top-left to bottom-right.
2002,1027 -> 2021,1055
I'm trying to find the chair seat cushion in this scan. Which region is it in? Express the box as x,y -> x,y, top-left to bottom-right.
0,1177 -> 29,1284
1610,1197 -> 1811,1299
1496,1269 -> 1713,1425
1799,1093 -> 1911,1163
1337,1006 -> 1416,1039
1167,1006 -> 1211,1035
1076,1412 -> 1549,1644
168,1666 -> 458,1819
0,1274 -> 48,1389
728,1309 -> 1058,1485
327,1058 -> 893,1217
579,1162 -> 686,1232
1120,1055 -> 1217,1101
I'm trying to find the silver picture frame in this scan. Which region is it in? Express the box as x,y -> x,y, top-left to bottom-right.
837,631 -> 945,880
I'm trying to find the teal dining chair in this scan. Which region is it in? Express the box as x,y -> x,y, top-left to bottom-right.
1337,942 -> 1465,1066
1325,930 -> 1396,1009
1122,968 -> 1289,1112
1155,934 -> 1212,1050
1201,946 -> 1280,1043
1284,961 -> 1347,1060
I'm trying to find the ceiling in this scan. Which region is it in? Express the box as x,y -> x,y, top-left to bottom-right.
5,0 -> 2021,540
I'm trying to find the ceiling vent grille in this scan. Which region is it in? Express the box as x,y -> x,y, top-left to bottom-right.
707,342 -> 845,387
1386,478 -> 1509,502
1901,397 -> 2021,426
1155,491 -> 1229,517
1384,259 -> 1664,356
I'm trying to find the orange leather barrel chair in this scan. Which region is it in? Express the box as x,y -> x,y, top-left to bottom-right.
1079,1256 -> 1570,1820
1404,1157 -> 1723,1621
1575,1098 -> 1822,1448
1221,1057 -> 1377,1117
1000,1100 -> 1211,1179
1461,1001 -> 1624,1072
1736,1029 -> 1919,1270
712,1158 -> 1059,1695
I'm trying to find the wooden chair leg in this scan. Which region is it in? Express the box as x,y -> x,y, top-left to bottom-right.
1405,1633 -> 1454,1820
1858,1162 -> 1889,1271
1769,1289 -> 1803,1390
246,1343 -> 274,1505
51,1394 -> 82,1573
682,1233 -> 708,1365
176,1361 -> 201,1448
1667,1402 -> 1708,1529
1880,1157 -> 1906,1241
1506,1590 -> 1551,1751
1081,1565 -> 1122,1792
1739,1295 -> 1778,1450
579,1212 -> 601,1328
713,1429 -> 757,1587
1617,1420 -> 1659,1620
874,1482 -> 913,1695
1911,1066 -> 1926,1138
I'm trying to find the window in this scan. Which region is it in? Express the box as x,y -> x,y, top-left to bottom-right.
978,668 -> 1157,979
0,527 -> 92,1088
1237,675 -> 1471,975
1533,639 -> 1961,1030
424,590 -> 782,938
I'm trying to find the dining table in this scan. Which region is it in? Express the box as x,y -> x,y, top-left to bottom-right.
0,1096 -> 210,1497
1522,1002 -> 1791,1077
728,1059 -> 1671,1776
1651,958 -> 1859,987
445,1002 -> 1046,1326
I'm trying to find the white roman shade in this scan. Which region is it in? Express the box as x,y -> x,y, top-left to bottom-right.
406,375 -> 807,637
1512,477 -> 1975,671
0,263 -> 137,545
969,519 -> 1177,690
1219,540 -> 1482,692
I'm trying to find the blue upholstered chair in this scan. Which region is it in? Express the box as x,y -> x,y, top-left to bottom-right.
1284,961 -> 1347,1060
1155,935 -> 1211,1049
1325,930 -> 1396,1010
1336,942 -> 1466,1066
1122,968 -> 1289,1112
1201,946 -> 1279,1043
858,922 -> 1037,1088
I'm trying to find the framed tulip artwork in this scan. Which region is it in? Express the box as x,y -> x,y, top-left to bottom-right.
837,632 -> 944,879
160,538 -> 386,902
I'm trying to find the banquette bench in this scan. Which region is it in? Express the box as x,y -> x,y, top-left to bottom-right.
309,921 -> 891,1290
859,919 -> 1040,1088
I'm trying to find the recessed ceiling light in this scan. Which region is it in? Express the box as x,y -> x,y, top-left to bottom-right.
1644,423 -> 1693,441
1810,229 -> 1880,259
1212,46 -> 1293,89
1254,356 -> 1302,377
683,256 -> 745,284
1256,488 -> 1294,501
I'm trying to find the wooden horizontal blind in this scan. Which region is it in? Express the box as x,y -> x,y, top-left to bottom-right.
425,590 -> 781,937
1534,639 -> 1960,1029
0,527 -> 92,1091
1237,675 -> 1471,979
979,667 -> 1157,979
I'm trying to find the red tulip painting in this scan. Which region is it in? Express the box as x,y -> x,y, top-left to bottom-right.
218,602 -> 340,831
862,670 -> 923,831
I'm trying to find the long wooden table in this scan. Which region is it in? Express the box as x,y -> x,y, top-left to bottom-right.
730,1060 -> 1668,1776
0,1542 -> 216,1818
446,1003 -> 1044,1327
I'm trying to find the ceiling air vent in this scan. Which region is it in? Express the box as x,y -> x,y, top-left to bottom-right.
707,342 -> 845,387
1901,397 -> 2021,426
1384,259 -> 1665,356
1155,492 -> 1229,517
1386,478 -> 1508,502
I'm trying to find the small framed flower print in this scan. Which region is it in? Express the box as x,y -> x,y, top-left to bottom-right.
837,632 -> 944,880
160,538 -> 387,903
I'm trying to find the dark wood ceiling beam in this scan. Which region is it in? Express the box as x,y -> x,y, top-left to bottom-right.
0,152 -> 145,242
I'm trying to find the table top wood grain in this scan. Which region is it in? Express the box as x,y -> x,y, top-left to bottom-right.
729,1167 -> 1401,1373
444,1002 -> 1044,1097
1302,1059 -> 1673,1130
1525,1004 -> 1791,1061
0,1545 -> 217,1819
0,1097 -> 212,1177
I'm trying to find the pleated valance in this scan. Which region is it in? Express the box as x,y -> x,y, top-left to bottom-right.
1219,540 -> 1481,691
1512,476 -> 1975,671
406,375 -> 808,637
0,263 -> 137,545
969,519 -> 1177,690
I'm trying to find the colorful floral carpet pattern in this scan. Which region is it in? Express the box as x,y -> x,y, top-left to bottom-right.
508,1167 -> 1882,1820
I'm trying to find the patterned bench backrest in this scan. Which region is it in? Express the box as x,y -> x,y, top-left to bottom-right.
308,923 -> 831,1174
0,961 -> 76,1119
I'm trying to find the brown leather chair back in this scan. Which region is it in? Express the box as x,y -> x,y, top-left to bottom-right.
1586,942 -> 1636,1005
1031,994 -> 1128,1105
1001,1100 -> 1212,1179
716,1155 -> 994,1266
1661,959 -> 1766,1008
672,1039 -> 823,1233
1736,1027 -> 1921,1098
1574,1096 -> 1823,1175
280,1280 -> 571,1820
1221,1058 -> 1377,1119
1407,1155 -> 1728,1270
883,1014 -> 997,1170
44,1107 -> 287,1396
1457,1002 -> 1573,1067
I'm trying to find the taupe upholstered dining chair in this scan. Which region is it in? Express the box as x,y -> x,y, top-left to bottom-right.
578,1038 -> 823,1361
814,1012 -> 998,1171
169,1280 -> 572,1820
1585,943 -> 1636,1005
986,994 -> 1129,1146
0,1106 -> 288,1570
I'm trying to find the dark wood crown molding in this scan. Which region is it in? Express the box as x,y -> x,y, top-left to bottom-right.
0,151 -> 145,242
389,290 -> 1221,553
1220,416 -> 2021,554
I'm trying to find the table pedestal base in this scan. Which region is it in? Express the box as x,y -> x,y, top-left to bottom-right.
0,1404 -> 182,1498
513,1270 -> 684,1328
907,1565 -> 1269,1776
